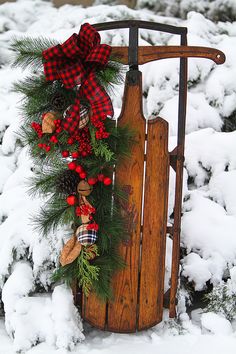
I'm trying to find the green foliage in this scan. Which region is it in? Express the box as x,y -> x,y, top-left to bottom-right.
90,127 -> 114,162
13,33 -> 134,300
204,282 -> 236,321
33,194 -> 75,236
52,247 -> 100,297
11,36 -> 58,70
76,248 -> 100,296
97,59 -> 126,94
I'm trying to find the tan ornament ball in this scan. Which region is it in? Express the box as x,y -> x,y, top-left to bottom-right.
78,105 -> 90,129
64,104 -> 90,129
77,180 -> 93,196
42,111 -> 61,134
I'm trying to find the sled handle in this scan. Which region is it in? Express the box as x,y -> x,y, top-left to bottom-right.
111,46 -> 225,65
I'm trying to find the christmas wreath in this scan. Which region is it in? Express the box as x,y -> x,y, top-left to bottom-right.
12,23 -> 134,300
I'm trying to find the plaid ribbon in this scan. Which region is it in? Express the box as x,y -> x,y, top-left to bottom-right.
42,23 -> 113,137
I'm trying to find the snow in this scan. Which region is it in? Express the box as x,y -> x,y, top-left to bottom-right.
201,312 -> 233,335
0,0 -> 236,352
2,266 -> 84,353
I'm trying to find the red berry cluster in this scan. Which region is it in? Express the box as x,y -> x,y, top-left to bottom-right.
67,161 -> 112,186
88,173 -> 112,186
31,122 -> 43,138
76,204 -> 96,216
87,222 -> 99,231
50,135 -> 58,143
61,128 -> 92,159
68,162 -> 87,179
54,119 -> 62,134
90,115 -> 110,140
38,143 -> 51,152
75,127 -> 92,156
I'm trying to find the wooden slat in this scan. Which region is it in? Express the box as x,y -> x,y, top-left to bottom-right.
107,70 -> 146,332
138,117 -> 169,330
111,46 -> 225,65
82,292 -> 107,330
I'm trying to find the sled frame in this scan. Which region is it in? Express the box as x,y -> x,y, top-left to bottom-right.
75,20 -> 225,332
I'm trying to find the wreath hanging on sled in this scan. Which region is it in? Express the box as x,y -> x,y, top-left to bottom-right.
12,23 -> 134,300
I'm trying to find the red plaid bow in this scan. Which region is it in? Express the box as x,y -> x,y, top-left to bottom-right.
42,23 -> 113,137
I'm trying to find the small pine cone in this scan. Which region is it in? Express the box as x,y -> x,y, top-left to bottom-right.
56,170 -> 80,195
51,94 -> 67,111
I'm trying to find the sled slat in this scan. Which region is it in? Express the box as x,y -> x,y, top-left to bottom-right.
82,292 -> 106,330
138,118 -> 169,330
107,70 -> 146,332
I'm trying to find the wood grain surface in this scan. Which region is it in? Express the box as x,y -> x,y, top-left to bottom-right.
82,291 -> 107,330
111,46 -> 225,65
138,117 -> 169,330
107,70 -> 146,332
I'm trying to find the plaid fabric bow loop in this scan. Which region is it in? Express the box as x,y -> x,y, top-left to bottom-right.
42,23 -> 113,137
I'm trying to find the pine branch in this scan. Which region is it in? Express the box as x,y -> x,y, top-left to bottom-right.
11,36 -> 59,70
52,247 -> 100,296
96,60 -> 125,95
33,195 -> 74,236
90,126 -> 114,162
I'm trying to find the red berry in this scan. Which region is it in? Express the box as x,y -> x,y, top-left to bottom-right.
50,135 -> 58,143
75,165 -> 83,174
103,177 -> 112,186
71,151 -> 79,158
88,177 -> 97,185
45,146 -> 51,152
68,161 -> 77,170
62,151 -> 69,158
81,151 -> 87,157
67,137 -> 74,145
97,174 -> 104,182
38,143 -> 43,148
66,195 -> 77,206
79,171 -> 87,179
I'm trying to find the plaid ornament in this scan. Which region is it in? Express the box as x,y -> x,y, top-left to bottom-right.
42,23 -> 113,137
76,224 -> 98,245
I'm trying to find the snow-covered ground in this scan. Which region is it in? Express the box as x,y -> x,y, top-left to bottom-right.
1,0 -> 236,352
2,312 -> 236,354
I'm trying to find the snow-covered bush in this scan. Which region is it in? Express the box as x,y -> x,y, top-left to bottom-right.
0,0 -> 236,351
137,0 -> 236,22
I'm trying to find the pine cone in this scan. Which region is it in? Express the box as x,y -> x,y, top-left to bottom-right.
51,94 -> 67,111
56,170 -> 80,195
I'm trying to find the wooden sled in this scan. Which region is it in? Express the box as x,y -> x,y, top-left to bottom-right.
75,20 -> 225,333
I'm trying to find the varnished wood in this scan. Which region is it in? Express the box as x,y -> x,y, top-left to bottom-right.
107,70 -> 146,332
82,292 -> 107,329
138,118 -> 169,330
111,46 -> 225,65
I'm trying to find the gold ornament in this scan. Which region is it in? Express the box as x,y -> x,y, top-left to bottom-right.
60,234 -> 82,266
42,111 -> 61,134
77,180 -> 93,196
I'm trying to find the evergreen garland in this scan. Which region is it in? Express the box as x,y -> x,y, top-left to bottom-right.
12,29 -> 134,300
